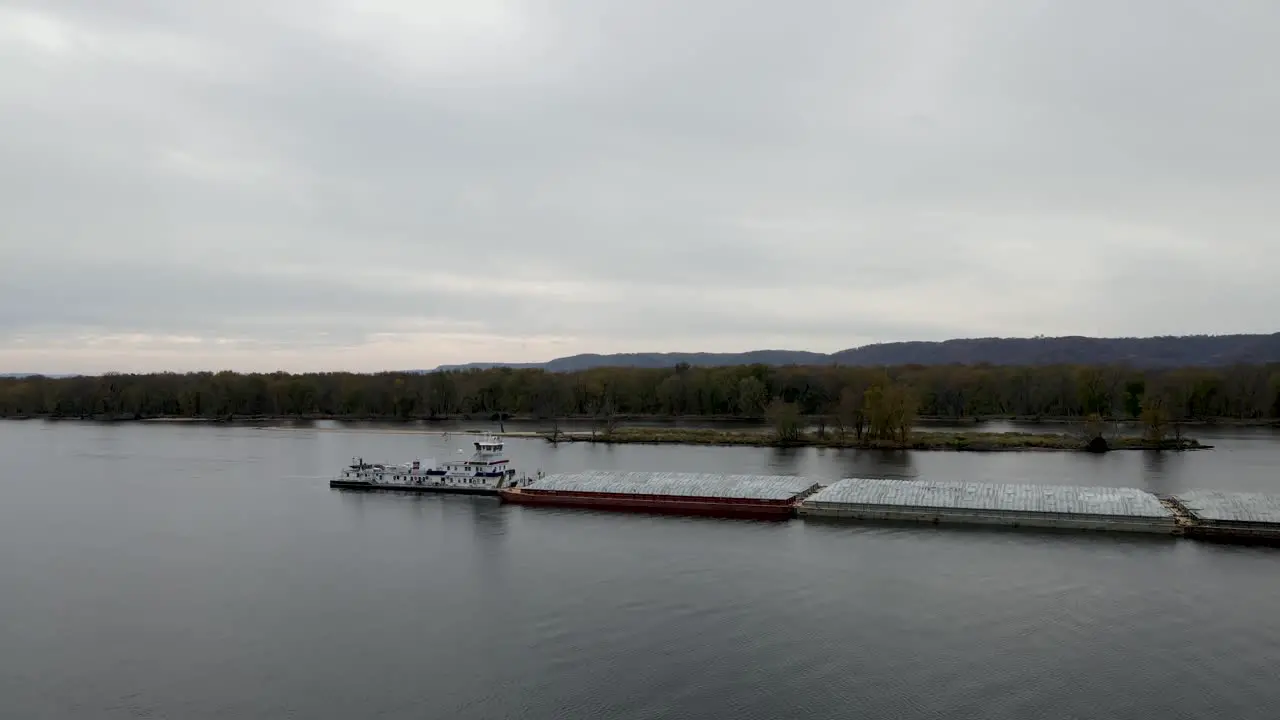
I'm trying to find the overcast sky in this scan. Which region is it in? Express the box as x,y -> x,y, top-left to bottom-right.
2,1 -> 1278,373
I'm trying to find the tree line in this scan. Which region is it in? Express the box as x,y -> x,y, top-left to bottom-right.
2,362 -> 1279,425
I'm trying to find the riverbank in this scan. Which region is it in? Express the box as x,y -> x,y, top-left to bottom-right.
540,428 -> 1209,452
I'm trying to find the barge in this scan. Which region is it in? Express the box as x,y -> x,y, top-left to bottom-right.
329,433 -> 540,495
1169,490 -> 1280,544
798,478 -> 1179,534
499,471 -> 819,520
328,453 -> 1280,546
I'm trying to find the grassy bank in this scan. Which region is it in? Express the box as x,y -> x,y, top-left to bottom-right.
541,427 -> 1209,452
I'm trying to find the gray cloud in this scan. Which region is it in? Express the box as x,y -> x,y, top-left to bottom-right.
2,0 -> 1278,372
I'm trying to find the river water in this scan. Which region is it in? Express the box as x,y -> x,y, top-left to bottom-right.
2,419 -> 1278,719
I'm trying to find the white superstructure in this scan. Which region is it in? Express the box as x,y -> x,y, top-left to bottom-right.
335,433 -> 539,491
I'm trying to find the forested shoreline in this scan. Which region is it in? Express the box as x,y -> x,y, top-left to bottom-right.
3,362 -> 1278,423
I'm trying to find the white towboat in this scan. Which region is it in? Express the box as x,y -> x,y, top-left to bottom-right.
329,433 -> 542,495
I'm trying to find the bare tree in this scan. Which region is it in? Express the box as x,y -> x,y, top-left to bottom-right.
836,386 -> 865,440
862,382 -> 917,445
1140,395 -> 1170,446
735,376 -> 768,417
766,398 -> 803,443
591,387 -> 618,439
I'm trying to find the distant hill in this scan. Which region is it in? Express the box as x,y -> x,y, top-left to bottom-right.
0,373 -> 79,379
433,350 -> 830,373
547,350 -> 833,372
830,334 -> 1280,367
426,362 -> 546,372
431,333 -> 1280,372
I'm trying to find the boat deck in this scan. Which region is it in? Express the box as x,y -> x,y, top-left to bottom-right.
329,479 -> 502,496
498,472 -> 819,520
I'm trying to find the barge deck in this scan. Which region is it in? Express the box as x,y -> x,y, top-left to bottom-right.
499,471 -> 819,521
1168,490 -> 1280,544
797,479 -> 1180,535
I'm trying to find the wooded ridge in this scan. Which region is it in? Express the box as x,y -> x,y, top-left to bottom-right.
434,333 -> 1280,372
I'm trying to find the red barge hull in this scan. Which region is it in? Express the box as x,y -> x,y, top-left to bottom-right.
498,489 -> 796,520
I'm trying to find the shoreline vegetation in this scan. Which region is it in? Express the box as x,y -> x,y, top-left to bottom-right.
4,361 -> 1277,450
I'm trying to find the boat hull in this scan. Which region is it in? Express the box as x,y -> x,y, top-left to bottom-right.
498,489 -> 794,520
329,480 -> 500,496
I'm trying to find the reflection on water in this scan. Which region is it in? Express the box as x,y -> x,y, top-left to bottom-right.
303,417 -> 1280,493
312,415 -> 1280,440
835,448 -> 918,480
1140,450 -> 1178,496
297,417 -> 1280,493
469,495 -> 509,546
767,445 -> 804,474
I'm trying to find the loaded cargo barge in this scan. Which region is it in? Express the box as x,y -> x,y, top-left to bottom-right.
499,471 -> 820,520
1167,490 -> 1280,544
797,478 -> 1180,535
796,479 -> 1280,544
